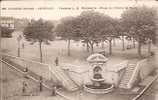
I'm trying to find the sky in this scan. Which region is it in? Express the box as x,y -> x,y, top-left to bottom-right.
1,0 -> 158,20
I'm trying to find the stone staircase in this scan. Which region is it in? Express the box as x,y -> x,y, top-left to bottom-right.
49,65 -> 79,91
119,63 -> 136,89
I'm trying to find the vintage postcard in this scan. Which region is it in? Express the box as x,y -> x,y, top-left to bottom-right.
0,0 -> 158,100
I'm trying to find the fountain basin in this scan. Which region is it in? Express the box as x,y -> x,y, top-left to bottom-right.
84,83 -> 114,94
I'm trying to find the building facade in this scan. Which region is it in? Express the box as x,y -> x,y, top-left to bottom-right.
0,17 -> 15,29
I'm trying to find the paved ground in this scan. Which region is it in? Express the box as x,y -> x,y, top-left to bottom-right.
57,88 -> 136,100
1,30 -> 158,100
0,62 -> 68,100
2,57 -> 158,100
2,30 -> 155,65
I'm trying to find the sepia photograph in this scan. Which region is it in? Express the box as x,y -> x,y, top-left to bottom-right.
0,0 -> 158,100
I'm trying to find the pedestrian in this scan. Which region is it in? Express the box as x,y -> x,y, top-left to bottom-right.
55,57 -> 59,66
23,67 -> 28,79
52,85 -> 56,96
39,76 -> 43,92
22,81 -> 27,94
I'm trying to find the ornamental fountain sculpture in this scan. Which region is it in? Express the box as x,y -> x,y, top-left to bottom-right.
83,53 -> 114,94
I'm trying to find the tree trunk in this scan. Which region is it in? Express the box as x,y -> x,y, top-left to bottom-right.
148,39 -> 151,54
86,41 -> 89,52
109,39 -> 112,55
122,36 -> 125,51
133,38 -> 136,48
18,40 -> 20,57
137,41 -> 142,57
113,38 -> 116,46
91,44 -> 94,53
67,39 -> 71,56
101,40 -> 104,49
89,41 -> 94,53
39,41 -> 43,62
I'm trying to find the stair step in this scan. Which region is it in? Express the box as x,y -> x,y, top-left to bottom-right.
119,63 -> 136,89
128,67 -> 135,68
126,70 -> 134,73
120,83 -> 127,85
121,80 -> 129,83
51,66 -> 79,91
122,77 -> 131,80
121,79 -> 129,82
128,65 -> 135,66
119,83 -> 128,86
128,66 -> 135,68
123,77 -> 130,79
127,67 -> 135,70
125,70 -> 133,72
119,72 -> 134,87
129,64 -> 135,66
120,84 -> 127,86
123,75 -> 131,77
125,71 -> 133,73
124,74 -> 132,77
120,86 -> 128,88
121,81 -> 129,84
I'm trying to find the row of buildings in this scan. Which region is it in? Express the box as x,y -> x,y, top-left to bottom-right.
0,17 -> 30,30
0,17 -> 15,29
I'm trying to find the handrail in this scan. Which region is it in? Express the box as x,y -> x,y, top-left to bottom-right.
1,53 -> 79,90
0,52 -> 50,66
132,74 -> 158,100
0,59 -> 51,89
128,59 -> 146,88
0,59 -> 73,100
49,65 -> 79,91
0,59 -> 26,75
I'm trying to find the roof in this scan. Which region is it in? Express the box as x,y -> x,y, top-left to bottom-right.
0,17 -> 14,20
87,53 -> 108,63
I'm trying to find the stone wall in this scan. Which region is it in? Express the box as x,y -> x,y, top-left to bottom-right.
128,58 -> 157,88
139,58 -> 156,80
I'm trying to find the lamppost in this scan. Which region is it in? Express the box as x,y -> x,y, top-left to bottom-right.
78,82 -> 83,100
17,35 -> 22,57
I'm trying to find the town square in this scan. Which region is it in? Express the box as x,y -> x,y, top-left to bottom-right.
1,0 -> 158,100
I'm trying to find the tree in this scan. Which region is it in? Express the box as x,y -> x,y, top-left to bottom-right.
99,16 -> 119,55
23,19 -> 55,62
0,26 -> 14,38
55,17 -> 81,56
113,19 -> 126,51
121,6 -> 157,57
14,18 -> 29,31
78,11 -> 105,53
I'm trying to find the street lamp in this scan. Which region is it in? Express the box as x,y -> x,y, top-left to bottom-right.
17,35 -> 22,57
78,78 -> 84,100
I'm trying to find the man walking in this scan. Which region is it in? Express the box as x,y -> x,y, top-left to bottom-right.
55,57 -> 59,66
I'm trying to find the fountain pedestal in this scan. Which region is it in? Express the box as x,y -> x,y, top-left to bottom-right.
84,53 -> 114,94
91,78 -> 105,87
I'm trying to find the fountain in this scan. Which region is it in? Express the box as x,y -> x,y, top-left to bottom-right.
83,53 -> 114,94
